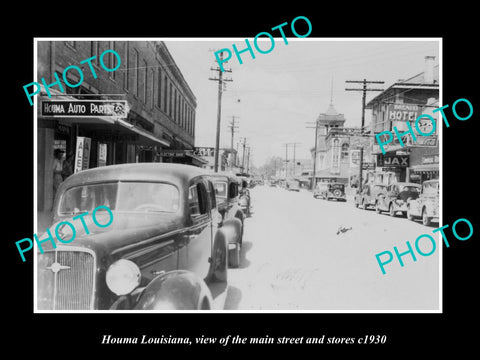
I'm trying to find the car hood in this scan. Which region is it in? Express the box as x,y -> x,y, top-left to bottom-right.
38,212 -> 184,255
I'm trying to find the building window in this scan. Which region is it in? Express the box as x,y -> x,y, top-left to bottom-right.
169,83 -> 173,118
143,60 -> 148,103
124,42 -> 129,91
341,143 -> 349,160
91,41 -> 100,65
151,69 -> 155,109
157,69 -> 162,109
133,49 -> 139,96
108,41 -> 116,80
164,76 -> 168,112
174,89 -> 178,122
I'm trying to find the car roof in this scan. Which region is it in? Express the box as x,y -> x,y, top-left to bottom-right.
60,163 -> 210,188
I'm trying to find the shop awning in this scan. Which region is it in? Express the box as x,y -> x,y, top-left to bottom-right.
115,119 -> 170,147
38,93 -> 170,147
185,152 -> 209,165
411,164 -> 439,173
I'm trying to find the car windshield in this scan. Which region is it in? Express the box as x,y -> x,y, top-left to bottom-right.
214,181 -> 228,198
58,181 -> 180,215
329,184 -> 344,190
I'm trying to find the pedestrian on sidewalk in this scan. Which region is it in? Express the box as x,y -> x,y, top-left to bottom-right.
53,148 -> 64,199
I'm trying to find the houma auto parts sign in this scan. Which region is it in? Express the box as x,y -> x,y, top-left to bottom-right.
41,100 -> 128,118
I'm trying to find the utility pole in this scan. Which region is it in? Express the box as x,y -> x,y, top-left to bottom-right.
246,146 -> 251,173
283,143 -> 289,179
345,79 -> 384,191
240,137 -> 247,173
228,116 -> 239,170
209,52 -> 232,172
306,121 -> 319,190
291,143 -> 301,177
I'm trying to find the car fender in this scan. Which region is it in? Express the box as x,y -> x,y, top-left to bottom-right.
220,217 -> 242,245
133,270 -> 213,310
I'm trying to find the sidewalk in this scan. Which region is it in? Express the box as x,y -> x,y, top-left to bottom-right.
37,210 -> 53,231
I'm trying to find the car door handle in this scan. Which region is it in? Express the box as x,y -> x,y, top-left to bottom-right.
151,270 -> 165,276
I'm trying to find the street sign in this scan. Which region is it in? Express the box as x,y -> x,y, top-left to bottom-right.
41,100 -> 128,118
362,162 -> 375,170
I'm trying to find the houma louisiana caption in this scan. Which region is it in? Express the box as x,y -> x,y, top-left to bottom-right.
28,30 -> 449,312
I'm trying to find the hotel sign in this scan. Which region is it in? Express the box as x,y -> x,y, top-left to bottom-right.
388,103 -> 422,121
41,100 -> 128,118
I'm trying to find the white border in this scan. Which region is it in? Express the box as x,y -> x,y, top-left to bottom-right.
33,37 -> 442,314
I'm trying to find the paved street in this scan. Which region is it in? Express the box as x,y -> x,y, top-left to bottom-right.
225,185 -> 440,311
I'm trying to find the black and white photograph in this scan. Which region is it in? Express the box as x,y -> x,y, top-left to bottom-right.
33,38 -> 442,312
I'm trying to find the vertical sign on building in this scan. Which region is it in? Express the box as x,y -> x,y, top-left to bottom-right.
98,143 -> 107,167
74,136 -> 92,173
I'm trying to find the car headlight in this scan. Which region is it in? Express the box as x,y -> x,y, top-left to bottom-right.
106,259 -> 141,296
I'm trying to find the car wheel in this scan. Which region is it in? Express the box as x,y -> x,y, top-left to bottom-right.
407,206 -> 414,221
228,243 -> 240,269
389,203 -> 396,217
212,238 -> 228,282
422,208 -> 431,226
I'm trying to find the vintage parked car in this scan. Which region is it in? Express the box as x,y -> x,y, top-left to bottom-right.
406,179 -> 439,226
37,163 -> 236,311
313,182 -> 346,201
375,182 -> 421,217
354,183 -> 387,210
210,172 -> 245,268
286,180 -> 300,192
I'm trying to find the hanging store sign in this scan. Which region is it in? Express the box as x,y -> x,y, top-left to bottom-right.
388,103 -> 422,121
377,154 -> 409,167
362,162 -> 376,170
74,136 -> 91,173
193,147 -> 216,157
422,154 -> 439,165
158,150 -> 187,157
41,100 -> 128,118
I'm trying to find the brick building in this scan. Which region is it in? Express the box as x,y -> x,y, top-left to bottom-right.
37,40 -> 199,211
366,55 -> 439,184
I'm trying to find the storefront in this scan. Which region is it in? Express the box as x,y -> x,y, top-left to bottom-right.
37,94 -> 170,211
410,154 -> 439,183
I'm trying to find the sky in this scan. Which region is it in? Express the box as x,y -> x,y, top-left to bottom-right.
165,39 -> 440,167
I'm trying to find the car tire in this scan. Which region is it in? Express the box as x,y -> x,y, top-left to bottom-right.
389,203 -> 396,217
422,208 -> 431,226
211,236 -> 228,282
228,243 -> 240,269
407,206 -> 414,221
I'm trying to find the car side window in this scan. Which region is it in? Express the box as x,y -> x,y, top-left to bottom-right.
207,180 -> 216,210
188,185 -> 201,216
229,182 -> 237,198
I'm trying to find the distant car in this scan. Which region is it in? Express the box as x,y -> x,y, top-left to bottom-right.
210,173 -> 245,268
354,183 -> 387,210
375,182 -> 421,217
314,182 -> 346,201
37,163 -> 235,311
287,180 -> 300,191
406,179 -> 439,226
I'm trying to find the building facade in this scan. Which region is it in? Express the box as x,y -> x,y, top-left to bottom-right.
366,56 -> 439,184
37,40 -> 198,211
311,101 -> 374,186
